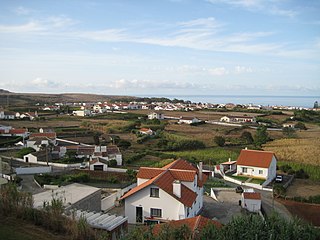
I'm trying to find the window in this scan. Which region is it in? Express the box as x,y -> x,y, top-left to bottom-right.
150,188 -> 159,198
150,208 -> 162,218
242,167 -> 248,173
259,170 -> 263,174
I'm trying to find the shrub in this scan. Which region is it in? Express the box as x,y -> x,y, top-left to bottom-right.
16,147 -> 36,158
295,168 -> 309,179
240,131 -> 253,144
213,136 -> 225,147
108,159 -> 117,167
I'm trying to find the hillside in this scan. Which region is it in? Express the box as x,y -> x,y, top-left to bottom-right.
0,89 -> 134,107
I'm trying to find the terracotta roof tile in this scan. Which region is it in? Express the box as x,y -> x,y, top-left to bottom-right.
243,192 -> 261,200
121,159 -> 205,207
137,167 -> 165,179
30,132 -> 56,139
236,149 -> 275,168
169,169 -> 196,182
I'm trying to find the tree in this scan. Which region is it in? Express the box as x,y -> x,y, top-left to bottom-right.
93,133 -> 100,145
254,126 -> 269,146
214,136 -> 225,147
282,127 -> 295,138
294,122 -> 307,130
240,131 -> 253,144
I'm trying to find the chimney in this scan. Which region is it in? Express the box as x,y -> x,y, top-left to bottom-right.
173,180 -> 181,198
228,158 -> 231,162
245,147 -> 248,150
199,161 -> 203,181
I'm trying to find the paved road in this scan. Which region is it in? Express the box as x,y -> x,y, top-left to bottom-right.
19,174 -> 44,194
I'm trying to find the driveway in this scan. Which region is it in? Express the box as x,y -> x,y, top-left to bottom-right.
19,174 -> 44,195
201,192 -> 243,224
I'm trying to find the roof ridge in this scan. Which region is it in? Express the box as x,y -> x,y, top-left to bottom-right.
243,149 -> 274,154
169,169 -> 196,173
194,215 -> 201,231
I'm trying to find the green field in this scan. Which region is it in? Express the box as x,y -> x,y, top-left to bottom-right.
166,147 -> 240,164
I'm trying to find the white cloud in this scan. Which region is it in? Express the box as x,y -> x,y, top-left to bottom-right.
206,0 -> 298,18
208,67 -> 229,76
0,21 -> 44,33
31,77 -> 59,88
235,66 -> 253,74
14,6 -> 33,15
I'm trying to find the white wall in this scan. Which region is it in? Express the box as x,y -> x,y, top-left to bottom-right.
16,166 -> 52,175
241,196 -> 261,212
124,184 -> 185,224
90,162 -> 108,171
23,153 -> 38,163
236,165 -> 268,179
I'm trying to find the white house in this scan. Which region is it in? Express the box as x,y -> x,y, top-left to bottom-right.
120,159 -> 207,224
148,112 -> 164,120
220,115 -> 256,123
0,111 -> 15,120
236,149 -> 277,185
178,117 -> 201,125
23,151 -> 51,163
241,192 -> 261,212
139,128 -> 153,135
26,132 -> 57,151
89,159 -> 108,171
72,109 -> 92,117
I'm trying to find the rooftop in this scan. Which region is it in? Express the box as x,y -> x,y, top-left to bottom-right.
236,149 -> 276,168
33,183 -> 100,209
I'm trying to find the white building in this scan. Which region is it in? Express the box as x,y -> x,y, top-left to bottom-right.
148,112 -> 164,120
139,128 -> 153,135
178,117 -> 201,125
89,159 -> 108,171
220,115 -> 256,123
236,149 -> 277,185
72,109 -> 92,117
120,159 -> 207,224
241,192 -> 261,212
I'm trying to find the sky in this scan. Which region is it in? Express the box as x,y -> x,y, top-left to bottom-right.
0,0 -> 319,97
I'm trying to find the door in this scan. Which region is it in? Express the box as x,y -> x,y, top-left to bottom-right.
94,165 -> 104,171
136,206 -> 143,223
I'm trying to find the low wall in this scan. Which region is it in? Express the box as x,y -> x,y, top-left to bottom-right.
224,175 -> 273,192
43,184 -> 59,190
107,167 -> 127,173
101,183 -> 137,211
16,166 -> 52,175
37,161 -> 81,169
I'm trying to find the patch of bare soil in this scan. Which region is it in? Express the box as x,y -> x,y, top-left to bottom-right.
285,179 -> 320,198
277,198 -> 320,226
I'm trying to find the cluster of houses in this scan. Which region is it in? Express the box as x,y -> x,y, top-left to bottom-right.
0,126 -> 124,168
0,110 -> 38,120
120,149 -> 277,225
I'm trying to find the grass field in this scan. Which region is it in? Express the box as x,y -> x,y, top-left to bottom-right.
0,217 -> 69,240
264,138 -> 320,166
166,147 -> 240,164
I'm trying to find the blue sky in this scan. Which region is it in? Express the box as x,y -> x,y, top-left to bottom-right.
0,0 -> 319,96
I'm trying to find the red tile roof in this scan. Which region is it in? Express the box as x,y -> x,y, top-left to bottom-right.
243,192 -> 261,200
236,149 -> 276,168
9,129 -> 27,134
30,132 -> 56,139
153,215 -> 222,235
137,167 -> 165,179
120,159 -> 206,207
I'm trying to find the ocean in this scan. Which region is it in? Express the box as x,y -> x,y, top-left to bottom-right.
139,95 -> 319,108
